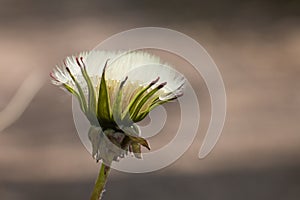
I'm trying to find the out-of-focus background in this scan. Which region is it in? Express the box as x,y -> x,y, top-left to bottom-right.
0,0 -> 300,199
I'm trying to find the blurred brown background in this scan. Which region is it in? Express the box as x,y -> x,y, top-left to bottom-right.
0,0 -> 300,199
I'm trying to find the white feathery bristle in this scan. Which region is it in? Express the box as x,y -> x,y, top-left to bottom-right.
51,50 -> 185,100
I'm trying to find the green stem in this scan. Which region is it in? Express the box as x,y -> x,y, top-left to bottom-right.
90,162 -> 111,200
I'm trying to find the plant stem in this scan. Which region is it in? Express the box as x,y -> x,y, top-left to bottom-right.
90,162 -> 111,200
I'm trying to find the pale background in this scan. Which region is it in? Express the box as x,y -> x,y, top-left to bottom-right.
0,0 -> 300,199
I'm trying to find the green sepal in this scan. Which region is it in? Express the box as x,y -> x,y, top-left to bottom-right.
122,77 -> 160,123
127,135 -> 150,150
112,76 -> 128,123
97,60 -> 112,126
65,67 -> 87,113
120,135 -> 132,149
131,82 -> 166,122
135,96 -> 175,122
131,142 -> 142,159
77,57 -> 97,117
63,83 -> 86,112
122,124 -> 150,150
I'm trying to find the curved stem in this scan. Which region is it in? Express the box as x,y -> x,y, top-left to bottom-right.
90,162 -> 111,200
